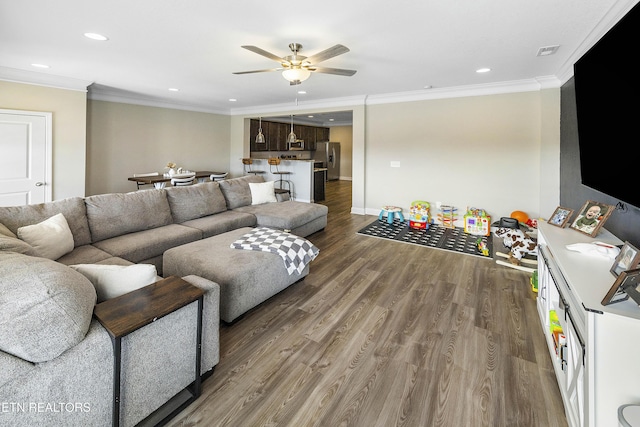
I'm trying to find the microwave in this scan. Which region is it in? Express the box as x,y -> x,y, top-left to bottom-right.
287,139 -> 304,151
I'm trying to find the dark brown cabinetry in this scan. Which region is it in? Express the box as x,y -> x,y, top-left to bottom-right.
249,119 -> 329,151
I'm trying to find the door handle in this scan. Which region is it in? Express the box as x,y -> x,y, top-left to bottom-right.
35,182 -> 44,187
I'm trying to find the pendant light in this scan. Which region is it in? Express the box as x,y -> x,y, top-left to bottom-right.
287,115 -> 297,144
255,117 -> 265,144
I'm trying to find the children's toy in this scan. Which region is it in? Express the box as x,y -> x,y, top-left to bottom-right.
379,205 -> 405,224
437,205 -> 457,229
408,200 -> 431,230
510,210 -> 530,224
464,207 -> 491,236
530,270 -> 538,293
476,238 -> 489,256
493,226 -> 538,273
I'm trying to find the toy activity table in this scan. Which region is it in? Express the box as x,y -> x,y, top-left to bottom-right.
379,206 -> 404,224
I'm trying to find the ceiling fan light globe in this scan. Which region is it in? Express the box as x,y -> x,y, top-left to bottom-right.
282,68 -> 311,83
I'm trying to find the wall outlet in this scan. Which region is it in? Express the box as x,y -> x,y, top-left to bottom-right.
390,161 -> 400,168
436,201 -> 442,209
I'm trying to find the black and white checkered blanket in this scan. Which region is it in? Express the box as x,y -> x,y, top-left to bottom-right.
230,227 -> 319,275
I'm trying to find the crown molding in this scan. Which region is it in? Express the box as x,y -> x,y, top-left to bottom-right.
2,63 -> 564,116
0,66 -> 91,92
88,86 -> 229,115
230,95 -> 368,117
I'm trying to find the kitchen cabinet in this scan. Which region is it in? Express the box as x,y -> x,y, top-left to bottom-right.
536,222 -> 640,427
316,127 -> 330,144
269,122 -> 288,151
249,119 -> 329,152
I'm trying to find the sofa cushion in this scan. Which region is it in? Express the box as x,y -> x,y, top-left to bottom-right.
234,200 -> 329,232
56,244 -> 115,266
0,223 -> 31,253
17,213 -> 75,260
85,190 -> 173,242
70,263 -> 158,302
92,223 -> 202,263
181,210 -> 257,239
0,251 -> 96,363
218,175 -> 265,209
0,197 -> 92,247
249,181 -> 277,205
165,181 -> 227,223
0,235 -> 33,254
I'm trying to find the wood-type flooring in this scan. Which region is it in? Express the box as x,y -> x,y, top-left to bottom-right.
167,180 -> 567,427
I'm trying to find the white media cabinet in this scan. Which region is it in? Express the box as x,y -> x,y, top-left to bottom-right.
537,221 -> 640,426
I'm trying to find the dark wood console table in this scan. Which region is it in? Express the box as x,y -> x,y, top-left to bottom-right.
94,276 -> 204,427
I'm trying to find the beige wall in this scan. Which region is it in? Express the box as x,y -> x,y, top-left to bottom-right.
329,126 -> 353,180
86,100 -> 230,195
364,90 -> 556,222
1,80 -> 559,222
0,81 -> 87,200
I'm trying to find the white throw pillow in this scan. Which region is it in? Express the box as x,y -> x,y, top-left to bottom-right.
69,264 -> 158,302
17,213 -> 74,260
249,181 -> 277,205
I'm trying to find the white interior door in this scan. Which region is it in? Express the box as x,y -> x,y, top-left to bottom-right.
0,110 -> 52,206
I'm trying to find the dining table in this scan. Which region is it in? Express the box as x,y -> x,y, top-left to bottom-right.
128,171 -> 226,189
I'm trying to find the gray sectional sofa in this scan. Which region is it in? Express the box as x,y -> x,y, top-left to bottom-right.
0,174 -> 328,426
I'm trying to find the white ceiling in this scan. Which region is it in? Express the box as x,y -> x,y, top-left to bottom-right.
1,0 -> 637,118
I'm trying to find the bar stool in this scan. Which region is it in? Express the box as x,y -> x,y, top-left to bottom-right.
242,158 -> 265,176
268,157 -> 293,198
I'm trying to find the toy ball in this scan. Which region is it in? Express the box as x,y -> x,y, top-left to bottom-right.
510,210 -> 529,224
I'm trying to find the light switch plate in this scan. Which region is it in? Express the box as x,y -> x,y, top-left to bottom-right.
390,161 -> 400,168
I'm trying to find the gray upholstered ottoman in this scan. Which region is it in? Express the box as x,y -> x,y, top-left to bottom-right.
163,227 -> 310,323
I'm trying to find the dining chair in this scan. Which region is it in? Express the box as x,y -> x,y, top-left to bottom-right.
133,172 -> 159,190
170,174 -> 196,186
210,172 -> 228,182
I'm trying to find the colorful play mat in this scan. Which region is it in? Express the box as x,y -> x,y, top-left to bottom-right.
357,217 -> 493,258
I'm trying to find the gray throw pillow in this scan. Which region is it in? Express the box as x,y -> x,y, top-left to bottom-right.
219,175 -> 265,209
0,252 -> 96,363
165,181 -> 227,223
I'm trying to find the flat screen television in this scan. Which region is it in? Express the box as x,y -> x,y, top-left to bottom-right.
574,1 -> 640,209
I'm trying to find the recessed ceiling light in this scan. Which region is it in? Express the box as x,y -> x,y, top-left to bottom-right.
168,88 -> 179,92
84,33 -> 109,41
329,119 -> 335,122
31,63 -> 50,69
307,115 -> 314,118
476,68 -> 491,73
229,98 -> 237,102
297,90 -> 307,94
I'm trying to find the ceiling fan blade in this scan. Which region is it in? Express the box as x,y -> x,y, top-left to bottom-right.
233,68 -> 282,75
240,45 -> 286,63
309,67 -> 357,76
304,44 -> 350,65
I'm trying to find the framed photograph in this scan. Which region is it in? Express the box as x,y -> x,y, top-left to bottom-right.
602,269 -> 636,306
610,241 -> 640,277
570,200 -> 614,237
622,269 -> 640,306
548,206 -> 574,228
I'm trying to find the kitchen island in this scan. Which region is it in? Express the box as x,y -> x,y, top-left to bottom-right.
248,158 -> 320,203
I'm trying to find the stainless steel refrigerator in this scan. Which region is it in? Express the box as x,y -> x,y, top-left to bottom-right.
314,142 -> 340,181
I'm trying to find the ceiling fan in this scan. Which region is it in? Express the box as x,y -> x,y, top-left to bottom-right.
233,43 -> 356,85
